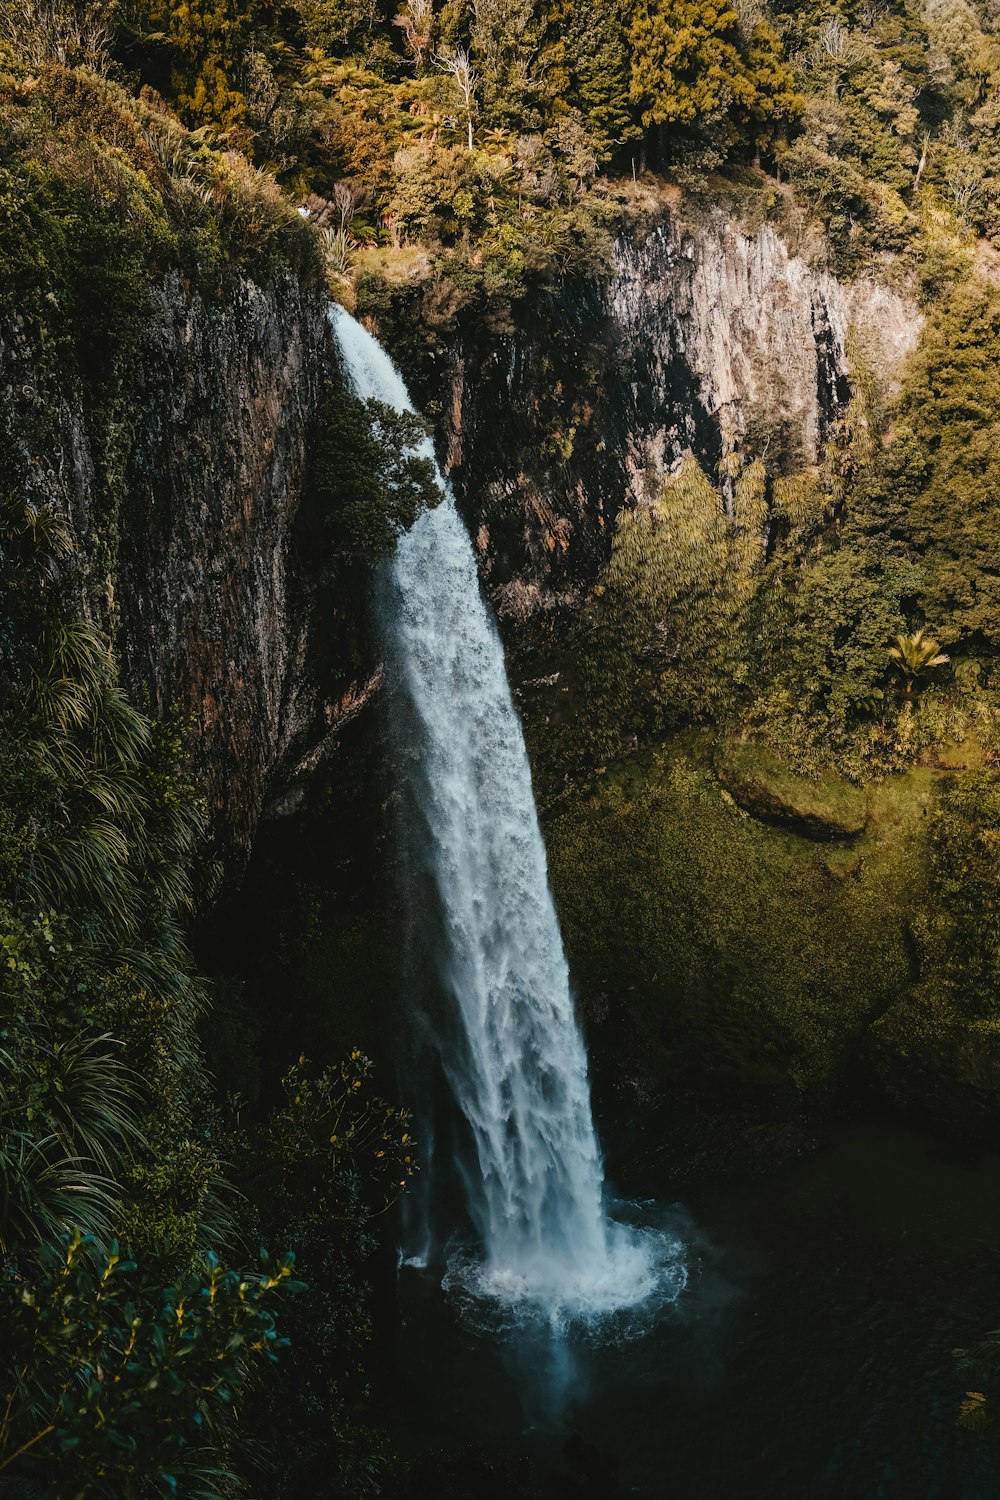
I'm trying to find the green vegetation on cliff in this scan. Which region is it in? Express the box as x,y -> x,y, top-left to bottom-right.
547,737 -> 927,1098
5,0 -> 1000,325
0,455 -> 416,1493
4,0 -> 1000,319
537,262 -> 1000,799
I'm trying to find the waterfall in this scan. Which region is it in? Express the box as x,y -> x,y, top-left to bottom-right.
331,306 -> 684,1321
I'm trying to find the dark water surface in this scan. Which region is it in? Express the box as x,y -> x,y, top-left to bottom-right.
392,1123 -> 1000,1498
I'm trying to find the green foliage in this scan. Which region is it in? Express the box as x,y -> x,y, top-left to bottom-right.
747,544 -> 915,775
627,0 -> 751,129
303,375 -> 441,561
540,0 -> 639,161
0,617 -> 218,1269
740,18 -> 803,151
578,455 -> 766,763
545,739 -> 928,1095
0,1231 -> 301,1499
0,448 -> 413,1496
53,0 -> 794,300
0,1025 -> 143,1254
119,0 -> 808,191
471,0 -> 542,133
766,1 -> 928,270
299,0 -> 383,54
926,770 -> 1000,1019
863,763 -> 1000,1124
241,1051 -> 416,1226
233,1054 -> 415,1496
140,0 -> 256,130
714,736 -> 868,837
627,0 -> 801,170
8,0 -> 994,303
555,332 -> 1000,786
1,417 -> 222,1269
0,56 -> 317,304
892,277 -> 1000,647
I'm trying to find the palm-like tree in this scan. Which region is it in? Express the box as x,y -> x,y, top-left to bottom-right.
888,627 -> 950,699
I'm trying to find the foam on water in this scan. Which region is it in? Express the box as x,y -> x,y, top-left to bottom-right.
331,304 -> 685,1324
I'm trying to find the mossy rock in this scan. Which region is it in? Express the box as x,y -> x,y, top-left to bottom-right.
714,738 -> 869,840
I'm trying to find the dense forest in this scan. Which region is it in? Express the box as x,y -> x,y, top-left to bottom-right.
5,0 -> 1000,1494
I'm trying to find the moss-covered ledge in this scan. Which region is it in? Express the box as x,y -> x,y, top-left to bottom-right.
714,738 -> 869,840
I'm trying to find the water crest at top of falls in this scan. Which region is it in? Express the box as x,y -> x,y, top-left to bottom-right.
330,304 -> 685,1326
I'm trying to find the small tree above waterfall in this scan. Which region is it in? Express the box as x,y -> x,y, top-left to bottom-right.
304,383 -> 441,560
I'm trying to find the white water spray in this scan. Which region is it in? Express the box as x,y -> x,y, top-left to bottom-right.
331,306 -> 684,1322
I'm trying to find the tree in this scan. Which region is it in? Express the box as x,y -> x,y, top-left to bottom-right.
627,0 -> 755,144
888,627 -> 950,699
291,0 -> 382,55
138,0 -> 256,132
434,44 -> 478,149
0,1232 -> 301,1498
232,1054 -> 416,1497
0,0 -> 114,69
739,18 -> 802,157
470,0 -> 541,133
393,0 -> 432,70
540,0 -> 639,160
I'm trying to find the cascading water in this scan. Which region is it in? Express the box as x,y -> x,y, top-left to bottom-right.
331,305 -> 685,1324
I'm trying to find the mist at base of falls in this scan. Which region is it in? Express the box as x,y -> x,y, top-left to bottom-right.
330,304 -> 685,1327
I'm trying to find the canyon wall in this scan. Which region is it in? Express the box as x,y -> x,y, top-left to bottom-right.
2,200 -> 922,859
2,266 -> 333,857
425,207 -> 921,654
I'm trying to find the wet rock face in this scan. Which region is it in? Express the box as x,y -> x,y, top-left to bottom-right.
1,266 -> 333,861
114,271 -> 329,857
432,208 -> 922,656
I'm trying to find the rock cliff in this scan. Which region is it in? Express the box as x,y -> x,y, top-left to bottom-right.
2,266 -> 332,858
425,206 -> 921,655
114,270 -> 329,856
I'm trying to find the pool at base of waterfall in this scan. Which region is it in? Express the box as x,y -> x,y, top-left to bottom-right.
386,1121 -> 1000,1500
438,1210 -> 688,1335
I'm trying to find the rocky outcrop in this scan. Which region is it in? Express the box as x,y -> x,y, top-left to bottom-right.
1,266 -> 336,858
425,206 -> 922,654
610,218 -> 918,465
115,271 -> 331,856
